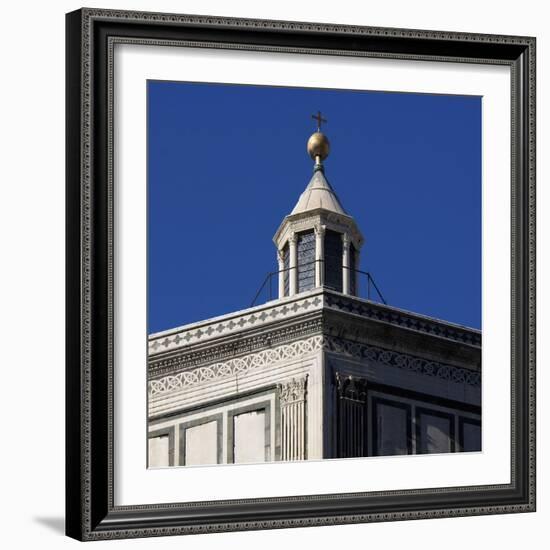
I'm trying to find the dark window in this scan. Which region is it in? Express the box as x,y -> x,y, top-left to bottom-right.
459,418 -> 481,452
372,398 -> 412,456
415,408 -> 455,454
282,243 -> 289,297
324,230 -> 343,291
297,231 -> 315,293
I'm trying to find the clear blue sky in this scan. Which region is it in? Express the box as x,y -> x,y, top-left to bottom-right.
147,80 -> 481,334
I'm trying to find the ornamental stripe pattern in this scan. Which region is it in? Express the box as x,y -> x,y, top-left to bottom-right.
324,337 -> 481,386
148,335 -> 480,398
149,336 -> 323,396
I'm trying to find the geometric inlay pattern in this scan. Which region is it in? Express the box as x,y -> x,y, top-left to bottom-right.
325,336 -> 481,387
149,333 -> 480,399
149,336 -> 323,397
325,293 -> 482,347
148,291 -> 481,360
148,295 -> 323,355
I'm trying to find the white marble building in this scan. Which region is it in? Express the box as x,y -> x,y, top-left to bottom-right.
147,124 -> 481,468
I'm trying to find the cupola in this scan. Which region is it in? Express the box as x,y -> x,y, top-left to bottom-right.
273,112 -> 364,298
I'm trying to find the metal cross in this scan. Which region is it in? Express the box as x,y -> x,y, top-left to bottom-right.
312,110 -> 327,131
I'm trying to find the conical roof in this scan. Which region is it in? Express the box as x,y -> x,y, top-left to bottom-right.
290,168 -> 347,216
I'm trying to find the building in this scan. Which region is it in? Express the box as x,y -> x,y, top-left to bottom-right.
147,119 -> 481,468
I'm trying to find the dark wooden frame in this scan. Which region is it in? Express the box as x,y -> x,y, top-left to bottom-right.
66,8 -> 536,541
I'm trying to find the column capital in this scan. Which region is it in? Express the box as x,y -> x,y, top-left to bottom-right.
278,375 -> 308,405
341,232 -> 351,248
314,223 -> 326,238
288,233 -> 298,246
335,372 -> 367,402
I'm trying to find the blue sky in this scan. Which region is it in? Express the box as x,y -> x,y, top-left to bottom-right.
147,80 -> 481,334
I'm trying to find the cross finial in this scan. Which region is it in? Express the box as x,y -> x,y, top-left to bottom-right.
312,110 -> 327,132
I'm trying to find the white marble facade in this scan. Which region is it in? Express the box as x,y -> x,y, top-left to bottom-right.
148,128 -> 481,468
148,288 -> 481,467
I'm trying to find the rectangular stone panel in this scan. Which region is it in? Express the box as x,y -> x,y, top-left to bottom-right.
184,421 -> 218,466
148,435 -> 169,468
233,410 -> 266,464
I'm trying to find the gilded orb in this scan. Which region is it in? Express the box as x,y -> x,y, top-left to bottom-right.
307,131 -> 330,161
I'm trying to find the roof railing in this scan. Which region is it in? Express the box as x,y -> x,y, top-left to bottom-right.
250,260 -> 387,308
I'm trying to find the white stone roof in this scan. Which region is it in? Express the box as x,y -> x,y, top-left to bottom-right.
290,169 -> 347,215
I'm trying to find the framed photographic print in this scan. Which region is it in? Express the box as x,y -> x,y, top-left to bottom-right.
65,8 -> 536,541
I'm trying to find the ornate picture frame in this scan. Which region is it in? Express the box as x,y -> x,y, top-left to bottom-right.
65,8 -> 536,541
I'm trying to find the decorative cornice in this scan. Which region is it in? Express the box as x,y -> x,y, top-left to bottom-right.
149,289 -> 481,374
149,336 -> 323,397
149,294 -> 323,355
274,210 -> 363,251
149,333 -> 480,399
149,317 -> 323,377
325,336 -> 481,386
324,292 -> 481,347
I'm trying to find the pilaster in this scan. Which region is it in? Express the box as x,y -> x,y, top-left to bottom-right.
342,233 -> 351,295
277,249 -> 285,299
278,376 -> 308,461
288,233 -> 298,296
314,224 -> 325,288
335,373 -> 367,458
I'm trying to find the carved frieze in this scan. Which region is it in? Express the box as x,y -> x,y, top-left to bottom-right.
325,336 -> 480,386
149,294 -> 323,356
324,293 -> 481,347
149,336 -> 322,397
149,317 -> 323,376
149,333 -> 480,401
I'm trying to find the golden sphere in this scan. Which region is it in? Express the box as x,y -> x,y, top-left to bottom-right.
307,132 -> 330,161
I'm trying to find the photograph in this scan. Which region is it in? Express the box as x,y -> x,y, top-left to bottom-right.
63,5 -> 536,541
146,81 -> 482,468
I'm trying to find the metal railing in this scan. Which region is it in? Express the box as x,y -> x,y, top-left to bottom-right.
250,260 -> 387,307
